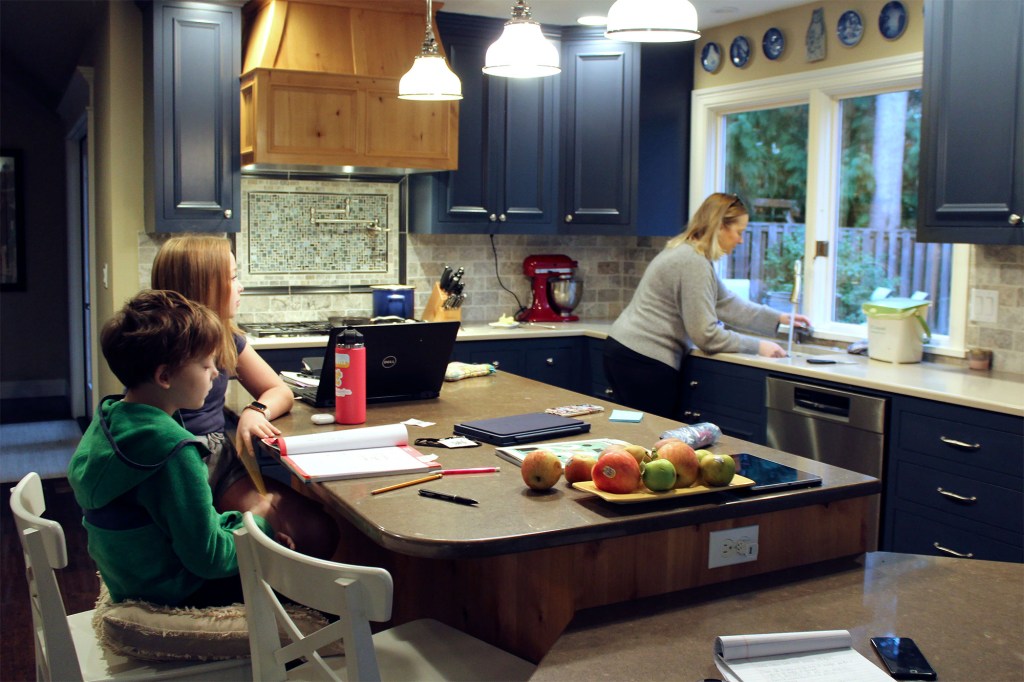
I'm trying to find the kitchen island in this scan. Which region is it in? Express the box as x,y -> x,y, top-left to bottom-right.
235,371 -> 878,662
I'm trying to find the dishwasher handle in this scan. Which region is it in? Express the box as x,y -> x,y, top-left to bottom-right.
794,397 -> 848,416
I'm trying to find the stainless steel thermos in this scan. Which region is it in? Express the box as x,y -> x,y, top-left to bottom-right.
334,327 -> 366,424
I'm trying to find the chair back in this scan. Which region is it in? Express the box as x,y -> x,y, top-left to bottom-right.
234,512 -> 394,682
10,473 -> 84,682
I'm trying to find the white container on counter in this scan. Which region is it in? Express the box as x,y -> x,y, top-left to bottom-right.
862,299 -> 931,364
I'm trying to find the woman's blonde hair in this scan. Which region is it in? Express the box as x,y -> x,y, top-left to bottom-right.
151,235 -> 239,375
666,192 -> 748,260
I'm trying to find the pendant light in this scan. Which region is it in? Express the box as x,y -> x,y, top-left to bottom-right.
483,0 -> 560,79
605,0 -> 701,43
398,0 -> 463,100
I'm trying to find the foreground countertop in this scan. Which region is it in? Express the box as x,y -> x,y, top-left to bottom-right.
533,551 -> 1024,681
249,320 -> 1023,416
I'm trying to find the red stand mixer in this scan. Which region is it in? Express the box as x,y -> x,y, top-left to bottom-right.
518,255 -> 583,322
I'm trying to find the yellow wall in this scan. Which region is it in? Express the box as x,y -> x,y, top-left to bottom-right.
694,0 -> 924,89
90,0 -> 146,399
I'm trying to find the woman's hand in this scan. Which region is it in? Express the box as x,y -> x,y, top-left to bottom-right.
758,340 -> 787,358
779,312 -> 812,330
235,408 -> 281,457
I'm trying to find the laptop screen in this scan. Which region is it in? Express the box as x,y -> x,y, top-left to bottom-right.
300,321 -> 460,407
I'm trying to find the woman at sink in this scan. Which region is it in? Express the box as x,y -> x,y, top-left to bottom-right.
604,193 -> 811,418
152,235 -> 338,559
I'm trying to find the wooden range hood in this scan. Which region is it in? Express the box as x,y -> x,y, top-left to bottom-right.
241,0 -> 458,173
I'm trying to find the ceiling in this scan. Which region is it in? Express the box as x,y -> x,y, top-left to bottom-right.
440,0 -> 809,29
1,0 -> 807,113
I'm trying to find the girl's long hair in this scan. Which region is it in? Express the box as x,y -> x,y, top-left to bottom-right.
666,192 -> 748,261
151,234 -> 239,375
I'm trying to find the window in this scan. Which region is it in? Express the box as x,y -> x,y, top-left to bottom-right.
691,55 -> 968,353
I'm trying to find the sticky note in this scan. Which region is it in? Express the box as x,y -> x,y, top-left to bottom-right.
609,410 -> 643,423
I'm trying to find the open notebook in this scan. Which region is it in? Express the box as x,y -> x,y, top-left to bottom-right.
288,321 -> 460,407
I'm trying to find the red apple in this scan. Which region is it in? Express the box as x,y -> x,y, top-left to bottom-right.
521,450 -> 563,491
652,440 -> 700,488
651,437 -> 683,455
592,451 -> 642,494
564,455 -> 598,485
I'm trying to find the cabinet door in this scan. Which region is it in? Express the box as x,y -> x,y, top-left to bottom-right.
560,35 -> 638,230
917,0 -> 1024,244
145,1 -> 240,233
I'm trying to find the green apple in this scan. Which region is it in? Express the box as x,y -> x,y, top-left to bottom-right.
641,458 -> 677,492
700,454 -> 737,487
694,449 -> 714,461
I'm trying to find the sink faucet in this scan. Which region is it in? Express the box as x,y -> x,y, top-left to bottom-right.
787,260 -> 802,357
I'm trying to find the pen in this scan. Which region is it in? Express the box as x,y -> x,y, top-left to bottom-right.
371,473 -> 442,495
441,467 -> 500,475
419,488 -> 478,506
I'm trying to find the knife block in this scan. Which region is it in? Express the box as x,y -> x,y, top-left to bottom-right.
423,282 -> 461,322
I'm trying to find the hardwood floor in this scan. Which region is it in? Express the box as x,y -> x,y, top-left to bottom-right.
1,477 -> 99,681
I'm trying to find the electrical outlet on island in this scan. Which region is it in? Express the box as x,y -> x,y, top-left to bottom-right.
708,525 -> 760,569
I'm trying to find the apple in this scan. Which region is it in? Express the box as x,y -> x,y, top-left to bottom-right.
652,440 -> 700,488
700,454 -> 737,487
592,451 -> 642,494
521,450 -> 563,491
564,455 -> 598,485
622,444 -> 651,465
694,449 -> 714,461
641,458 -> 677,492
651,437 -> 683,455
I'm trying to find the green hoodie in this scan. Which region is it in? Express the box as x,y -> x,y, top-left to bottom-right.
68,396 -> 273,605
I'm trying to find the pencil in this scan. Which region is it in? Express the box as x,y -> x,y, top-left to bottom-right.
371,472 -> 443,495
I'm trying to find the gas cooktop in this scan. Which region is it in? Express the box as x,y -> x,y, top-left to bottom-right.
240,322 -> 332,338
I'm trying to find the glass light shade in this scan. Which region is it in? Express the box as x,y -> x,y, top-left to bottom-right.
605,0 -> 701,42
483,21 -> 561,78
398,54 -> 463,100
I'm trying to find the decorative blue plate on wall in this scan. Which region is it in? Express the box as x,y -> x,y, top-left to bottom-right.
762,27 -> 785,60
701,42 -> 722,73
837,9 -> 864,47
730,36 -> 751,67
879,1 -> 908,40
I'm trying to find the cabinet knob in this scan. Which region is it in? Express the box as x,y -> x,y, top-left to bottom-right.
499,214 -> 507,222
489,214 -> 498,222
491,360 -> 500,368
1010,213 -> 1022,225
223,209 -> 233,219
604,388 -> 615,396
689,380 -> 699,388
545,357 -> 554,366
564,214 -> 573,223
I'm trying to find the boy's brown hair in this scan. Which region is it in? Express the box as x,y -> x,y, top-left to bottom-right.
101,290 -> 223,389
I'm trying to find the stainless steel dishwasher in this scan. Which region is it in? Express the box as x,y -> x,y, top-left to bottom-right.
766,377 -> 887,478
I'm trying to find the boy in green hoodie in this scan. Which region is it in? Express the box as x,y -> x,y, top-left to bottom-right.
68,290 -> 286,607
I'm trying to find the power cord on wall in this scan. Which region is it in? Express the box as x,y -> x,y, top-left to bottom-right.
490,233 -> 527,319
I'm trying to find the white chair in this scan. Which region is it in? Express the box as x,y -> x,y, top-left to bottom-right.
233,511 -> 536,681
9,472 -> 251,681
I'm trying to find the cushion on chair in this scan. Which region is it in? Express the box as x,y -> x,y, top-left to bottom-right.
91,580 -> 344,662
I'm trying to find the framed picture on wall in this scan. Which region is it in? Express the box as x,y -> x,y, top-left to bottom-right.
0,150 -> 25,291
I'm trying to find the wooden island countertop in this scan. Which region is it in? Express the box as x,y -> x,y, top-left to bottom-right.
236,371 -> 879,663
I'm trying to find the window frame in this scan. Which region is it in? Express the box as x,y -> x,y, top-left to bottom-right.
690,53 -> 968,356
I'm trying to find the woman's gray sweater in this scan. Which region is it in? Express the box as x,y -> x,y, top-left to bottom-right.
608,243 -> 782,370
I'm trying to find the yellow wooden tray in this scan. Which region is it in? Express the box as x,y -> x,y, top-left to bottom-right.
572,474 -> 755,504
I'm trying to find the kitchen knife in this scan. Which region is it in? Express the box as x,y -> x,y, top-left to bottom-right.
440,265 -> 453,292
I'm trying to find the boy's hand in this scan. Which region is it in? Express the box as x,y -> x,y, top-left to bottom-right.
274,532 -> 296,550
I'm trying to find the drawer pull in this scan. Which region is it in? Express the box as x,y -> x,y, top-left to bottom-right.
689,380 -> 699,388
939,436 -> 980,451
932,542 -> 973,559
604,388 -> 615,396
936,487 -> 977,504
546,358 -> 554,366
491,360 -> 500,368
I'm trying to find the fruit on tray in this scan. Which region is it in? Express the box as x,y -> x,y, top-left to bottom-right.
650,440 -> 700,488
592,450 -> 642,494
641,458 -> 677,492
700,453 -> 737,487
521,450 -> 563,491
564,455 -> 598,485
622,444 -> 651,465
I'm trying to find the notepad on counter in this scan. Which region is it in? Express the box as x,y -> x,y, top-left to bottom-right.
263,423 -> 439,483
713,630 -> 891,682
609,409 -> 643,423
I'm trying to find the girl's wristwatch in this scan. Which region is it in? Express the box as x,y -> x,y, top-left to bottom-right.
243,400 -> 268,418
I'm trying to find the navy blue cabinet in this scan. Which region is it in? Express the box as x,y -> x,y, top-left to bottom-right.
678,355 -> 767,444
917,0 -> 1024,244
884,395 -> 1023,562
410,13 -> 559,234
451,337 -> 586,394
142,0 -> 241,233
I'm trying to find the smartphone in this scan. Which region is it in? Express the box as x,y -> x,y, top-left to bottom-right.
870,637 -> 937,680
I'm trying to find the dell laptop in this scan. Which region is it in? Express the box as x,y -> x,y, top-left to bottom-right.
291,321 -> 460,407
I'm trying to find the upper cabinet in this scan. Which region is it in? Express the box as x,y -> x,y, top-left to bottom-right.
239,0 -> 458,172
409,13 -> 559,234
917,0 -> 1024,244
142,0 -> 241,233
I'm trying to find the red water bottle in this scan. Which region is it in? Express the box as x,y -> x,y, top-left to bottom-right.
334,327 -> 366,424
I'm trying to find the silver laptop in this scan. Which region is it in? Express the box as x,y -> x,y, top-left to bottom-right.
292,321 -> 460,407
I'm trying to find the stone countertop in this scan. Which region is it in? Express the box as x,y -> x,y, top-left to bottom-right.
248,320 -> 1024,416
532,551 -> 1024,682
